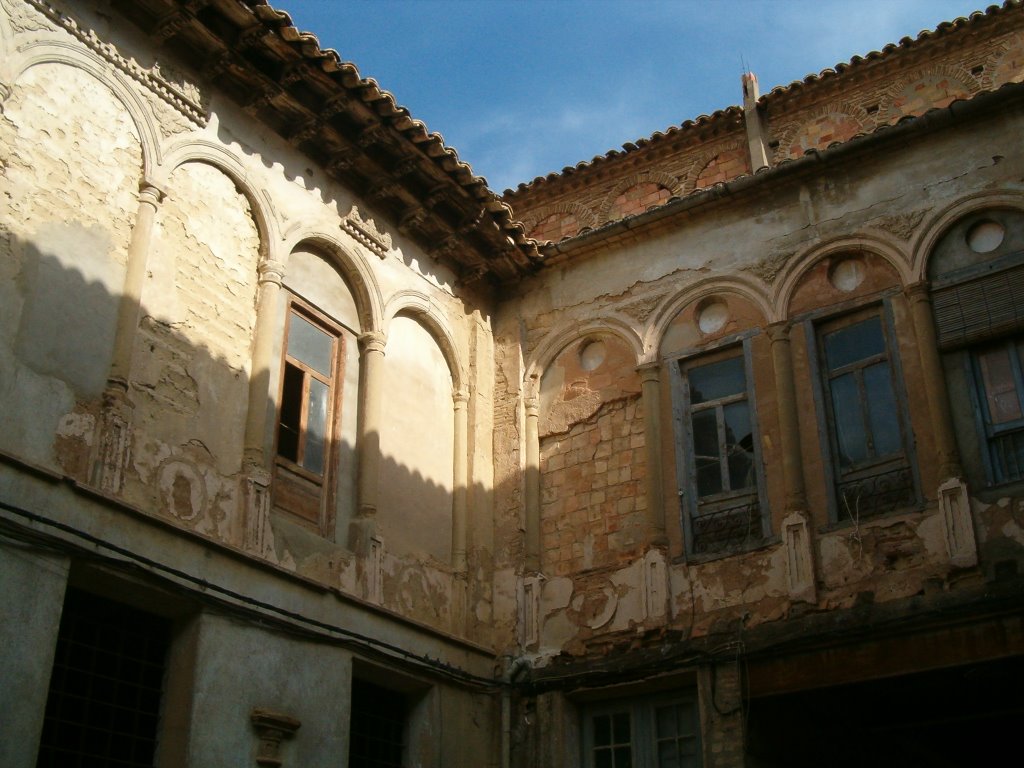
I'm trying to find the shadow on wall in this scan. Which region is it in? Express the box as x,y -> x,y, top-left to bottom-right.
0,231 -> 489,584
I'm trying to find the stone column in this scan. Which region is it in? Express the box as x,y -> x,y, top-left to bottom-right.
524,397 -> 541,573
243,259 -> 286,467
767,322 -> 816,601
905,282 -> 976,567
93,181 -> 165,494
107,181 -> 165,390
350,331 -> 386,553
639,363 -> 666,542
905,282 -> 962,479
242,259 -> 285,558
452,388 -> 470,573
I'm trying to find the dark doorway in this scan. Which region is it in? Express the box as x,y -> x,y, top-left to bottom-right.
746,655 -> 1024,767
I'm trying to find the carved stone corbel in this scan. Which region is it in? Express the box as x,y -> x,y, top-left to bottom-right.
251,709 -> 301,768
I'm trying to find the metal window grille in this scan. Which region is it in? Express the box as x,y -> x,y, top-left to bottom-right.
348,679 -> 407,768
36,589 -> 171,768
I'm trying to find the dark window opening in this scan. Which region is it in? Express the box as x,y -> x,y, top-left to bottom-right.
818,312 -> 914,521
677,348 -> 765,556
36,589 -> 171,768
349,679 -> 408,768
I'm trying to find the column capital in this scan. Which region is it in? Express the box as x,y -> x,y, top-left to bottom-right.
358,331 -> 387,354
138,180 -> 167,206
904,280 -> 932,304
453,388 -> 470,407
637,361 -> 662,383
524,397 -> 540,417
257,259 -> 286,286
766,321 -> 792,344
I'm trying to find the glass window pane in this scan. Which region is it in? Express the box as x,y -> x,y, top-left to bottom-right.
688,356 -> 745,405
723,401 -> 755,491
692,409 -> 722,497
593,715 -> 611,747
277,362 -> 303,462
830,373 -> 868,467
612,712 -> 630,745
656,705 -> 677,738
658,740 -> 680,768
594,749 -> 613,768
614,746 -> 632,768
287,312 -> 334,377
978,345 -> 1023,424
824,316 -> 885,371
303,378 -> 329,475
863,362 -> 901,457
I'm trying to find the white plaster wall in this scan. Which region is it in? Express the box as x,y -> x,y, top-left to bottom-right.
378,315 -> 455,562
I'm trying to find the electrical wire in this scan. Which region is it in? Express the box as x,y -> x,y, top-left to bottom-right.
0,497 -> 502,691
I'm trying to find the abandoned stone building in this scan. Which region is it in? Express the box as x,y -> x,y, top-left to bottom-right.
2,0 -> 1024,765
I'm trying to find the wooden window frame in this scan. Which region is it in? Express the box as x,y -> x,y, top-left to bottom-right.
809,302 -> 920,524
582,693 -> 702,768
273,295 -> 345,535
967,335 -> 1024,486
669,336 -> 770,560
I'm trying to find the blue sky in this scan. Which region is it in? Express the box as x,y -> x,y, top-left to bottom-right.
283,0 -> 984,193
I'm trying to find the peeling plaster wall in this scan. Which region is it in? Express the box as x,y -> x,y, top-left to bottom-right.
0,61 -> 140,465
498,97 -> 1024,664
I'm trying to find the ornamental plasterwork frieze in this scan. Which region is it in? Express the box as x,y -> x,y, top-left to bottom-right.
743,250 -> 794,285
17,0 -> 209,126
342,205 -> 393,259
872,209 -> 929,241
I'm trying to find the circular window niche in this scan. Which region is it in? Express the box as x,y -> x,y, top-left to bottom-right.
829,257 -> 866,292
966,219 -> 1005,254
696,298 -> 729,335
578,339 -> 607,371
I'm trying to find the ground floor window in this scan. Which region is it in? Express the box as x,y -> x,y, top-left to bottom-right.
584,695 -> 701,768
348,678 -> 408,768
36,588 -> 171,768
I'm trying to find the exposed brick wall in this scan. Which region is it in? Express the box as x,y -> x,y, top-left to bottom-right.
607,182 -> 673,220
789,111 -> 864,155
540,397 -> 646,577
694,148 -> 750,189
528,211 -> 581,242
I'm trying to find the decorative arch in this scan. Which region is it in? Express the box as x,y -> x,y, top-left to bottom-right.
771,102 -> 870,162
773,233 -> 912,321
522,201 -> 597,242
911,190 -> 1024,282
598,171 -> 683,223
879,65 -> 978,122
159,140 -> 280,258
278,227 -> 384,335
683,139 -> 748,193
524,315 -> 643,397
13,43 -> 161,174
384,290 -> 465,393
646,275 -> 772,358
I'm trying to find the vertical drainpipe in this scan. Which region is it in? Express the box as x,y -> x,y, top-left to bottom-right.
742,71 -> 770,172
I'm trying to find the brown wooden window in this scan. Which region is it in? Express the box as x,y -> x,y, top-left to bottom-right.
274,298 -> 343,531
